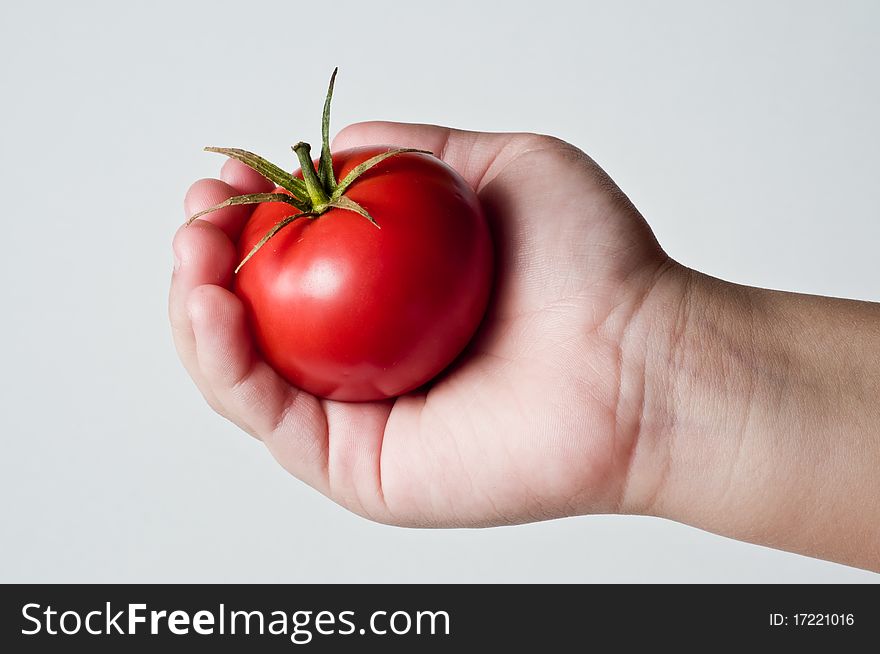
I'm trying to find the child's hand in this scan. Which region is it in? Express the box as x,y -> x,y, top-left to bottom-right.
170,122 -> 671,526
171,122 -> 880,571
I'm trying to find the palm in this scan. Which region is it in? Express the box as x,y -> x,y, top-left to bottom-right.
171,122 -> 667,526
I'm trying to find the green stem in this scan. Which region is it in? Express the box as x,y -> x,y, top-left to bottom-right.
293,142 -> 329,207
195,69 -> 440,272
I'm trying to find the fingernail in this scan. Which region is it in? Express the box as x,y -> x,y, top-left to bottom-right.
173,250 -> 181,272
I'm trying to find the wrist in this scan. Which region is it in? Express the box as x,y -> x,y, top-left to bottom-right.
621,268 -> 764,518
622,266 -> 880,569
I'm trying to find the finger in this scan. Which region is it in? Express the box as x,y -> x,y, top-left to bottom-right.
172,176 -> 251,413
332,121 -> 542,192
220,157 -> 275,195
184,178 -> 257,242
321,398 -> 394,520
187,284 -> 330,492
170,219 -> 237,413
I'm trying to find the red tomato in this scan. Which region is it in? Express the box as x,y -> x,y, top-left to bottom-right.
233,146 -> 493,401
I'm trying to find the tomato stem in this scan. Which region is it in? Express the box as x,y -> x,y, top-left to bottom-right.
293,142 -> 330,207
193,69 -> 437,272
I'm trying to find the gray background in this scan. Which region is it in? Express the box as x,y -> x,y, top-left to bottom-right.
1,0 -> 877,582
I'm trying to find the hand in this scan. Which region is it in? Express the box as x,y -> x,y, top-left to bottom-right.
171,122 -> 880,570
170,122 -> 674,526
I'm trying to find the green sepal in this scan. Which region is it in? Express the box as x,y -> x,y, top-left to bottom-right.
204,147 -> 309,201
332,148 -> 431,199
235,212 -> 316,273
186,192 -> 307,225
318,68 -> 339,191
325,195 -> 380,228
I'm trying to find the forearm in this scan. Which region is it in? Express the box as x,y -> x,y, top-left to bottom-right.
627,264 -> 880,570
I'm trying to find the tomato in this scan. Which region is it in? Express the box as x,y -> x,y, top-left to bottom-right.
233,146 -> 493,401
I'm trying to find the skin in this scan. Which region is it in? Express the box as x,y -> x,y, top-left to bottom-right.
170,121 -> 880,571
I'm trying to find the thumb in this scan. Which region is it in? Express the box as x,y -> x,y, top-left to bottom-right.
332,121 -> 551,192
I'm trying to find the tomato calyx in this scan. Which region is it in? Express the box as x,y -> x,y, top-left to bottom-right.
187,68 -> 431,272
